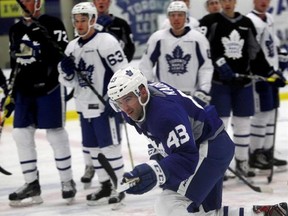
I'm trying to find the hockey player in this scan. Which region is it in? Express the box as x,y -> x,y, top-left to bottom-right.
205,0 -> 221,14
247,0 -> 287,172
107,66 -> 287,216
58,2 -> 128,205
94,0 -> 135,62
78,0 -> 135,187
139,1 -> 213,107
160,0 -> 199,30
198,0 -> 286,178
7,0 -> 76,206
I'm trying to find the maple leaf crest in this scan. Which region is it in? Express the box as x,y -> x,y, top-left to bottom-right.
76,58 -> 95,87
165,46 -> 191,75
221,30 -> 244,60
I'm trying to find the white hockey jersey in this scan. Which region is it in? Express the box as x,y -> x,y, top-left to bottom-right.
246,11 -> 279,70
139,27 -> 213,95
58,32 -> 128,118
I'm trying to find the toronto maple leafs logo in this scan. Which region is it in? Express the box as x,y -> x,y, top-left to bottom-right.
165,46 -> 191,75
76,58 -> 94,87
125,69 -> 133,77
16,34 -> 41,66
221,30 -> 244,60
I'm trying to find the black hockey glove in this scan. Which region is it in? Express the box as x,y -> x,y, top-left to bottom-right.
122,161 -> 167,195
103,99 -> 117,117
270,70 -> 286,88
95,14 -> 113,31
60,56 -> 75,77
1,95 -> 15,118
193,90 -> 211,107
278,45 -> 288,72
27,22 -> 49,43
215,57 -> 235,81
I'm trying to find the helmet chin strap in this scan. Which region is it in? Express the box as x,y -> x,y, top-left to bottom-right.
135,90 -> 150,123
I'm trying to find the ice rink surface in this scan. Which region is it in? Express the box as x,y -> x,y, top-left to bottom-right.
0,86 -> 287,215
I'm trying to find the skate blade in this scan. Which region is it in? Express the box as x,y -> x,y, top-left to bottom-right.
111,202 -> 125,211
65,197 -> 75,205
83,182 -> 92,190
9,196 -> 43,207
87,197 -> 108,206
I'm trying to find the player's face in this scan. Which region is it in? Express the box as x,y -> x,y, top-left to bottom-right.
220,0 -> 236,17
206,0 -> 221,14
73,14 -> 94,39
168,12 -> 186,31
115,92 -> 144,121
253,0 -> 270,13
94,0 -> 111,15
20,0 -> 38,17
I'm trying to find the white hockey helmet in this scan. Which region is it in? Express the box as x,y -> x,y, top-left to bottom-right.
107,66 -> 148,101
167,1 -> 188,15
72,2 -> 97,24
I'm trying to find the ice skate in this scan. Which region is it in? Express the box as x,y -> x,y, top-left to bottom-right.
81,165 -> 95,189
9,179 -> 43,207
109,191 -> 126,210
253,202 -> 287,216
62,179 -> 77,205
86,180 -> 112,206
235,159 -> 256,178
249,149 -> 272,170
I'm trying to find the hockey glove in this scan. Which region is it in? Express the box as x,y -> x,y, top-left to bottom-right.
27,22 -> 48,43
270,70 -> 286,88
193,90 -> 211,107
103,99 -> 117,117
95,14 -> 113,32
1,95 -> 15,118
215,57 -> 235,81
278,46 -> 288,72
122,161 -> 167,195
60,56 -> 75,78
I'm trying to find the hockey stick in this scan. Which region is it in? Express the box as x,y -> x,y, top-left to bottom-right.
0,166 -> 12,175
123,122 -> 134,168
98,153 -> 118,189
228,167 -> 273,193
267,109 -> 278,183
235,73 -> 288,84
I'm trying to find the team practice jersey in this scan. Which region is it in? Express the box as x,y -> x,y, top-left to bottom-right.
9,14 -> 68,96
124,82 -> 225,194
59,31 -> 128,118
199,12 -> 273,83
139,27 -> 213,95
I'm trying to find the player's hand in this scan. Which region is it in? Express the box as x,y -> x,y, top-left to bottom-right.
27,22 -> 47,43
215,57 -> 235,81
60,56 -> 75,77
1,95 -> 15,118
278,45 -> 288,72
193,90 -> 211,107
103,99 -> 117,117
122,161 -> 167,195
270,70 -> 286,88
95,14 -> 113,31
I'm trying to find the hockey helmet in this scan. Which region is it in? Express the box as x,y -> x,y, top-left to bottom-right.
107,66 -> 148,101
167,1 -> 188,15
71,2 -> 97,24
